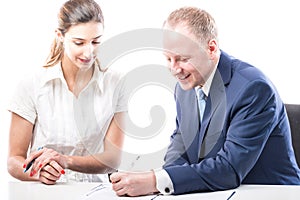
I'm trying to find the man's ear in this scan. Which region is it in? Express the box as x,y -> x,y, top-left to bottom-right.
207,39 -> 218,59
208,39 -> 218,52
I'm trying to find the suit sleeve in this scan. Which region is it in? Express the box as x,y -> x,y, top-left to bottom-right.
164,79 -> 280,194
163,119 -> 189,167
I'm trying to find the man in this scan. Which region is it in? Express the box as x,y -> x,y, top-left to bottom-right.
110,7 -> 300,196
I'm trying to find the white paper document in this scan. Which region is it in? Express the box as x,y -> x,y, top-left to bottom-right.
83,183 -> 160,199
82,183 -> 236,200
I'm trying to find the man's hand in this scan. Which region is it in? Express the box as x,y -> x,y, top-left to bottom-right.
110,171 -> 159,197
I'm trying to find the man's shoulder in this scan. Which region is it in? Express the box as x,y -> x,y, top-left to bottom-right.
220,51 -> 266,81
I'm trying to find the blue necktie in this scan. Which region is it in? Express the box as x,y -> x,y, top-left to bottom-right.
197,88 -> 206,122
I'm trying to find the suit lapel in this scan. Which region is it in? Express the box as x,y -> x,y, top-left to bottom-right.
180,89 -> 201,162
198,69 -> 227,158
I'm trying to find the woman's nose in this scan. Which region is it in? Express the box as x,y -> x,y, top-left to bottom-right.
83,44 -> 94,57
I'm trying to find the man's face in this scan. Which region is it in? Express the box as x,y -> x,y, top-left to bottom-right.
163,24 -> 215,90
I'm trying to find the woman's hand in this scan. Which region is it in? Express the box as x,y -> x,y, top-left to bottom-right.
39,161 -> 65,184
23,147 -> 67,179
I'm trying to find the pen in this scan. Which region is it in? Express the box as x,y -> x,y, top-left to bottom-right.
23,158 -> 36,173
108,170 -> 117,183
23,147 -> 43,173
227,191 -> 236,200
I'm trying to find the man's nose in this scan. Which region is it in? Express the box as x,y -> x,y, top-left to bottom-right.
169,60 -> 181,75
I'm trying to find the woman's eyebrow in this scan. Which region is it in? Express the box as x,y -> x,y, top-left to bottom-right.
72,35 -> 102,40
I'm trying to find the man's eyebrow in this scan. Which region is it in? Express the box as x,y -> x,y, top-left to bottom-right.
163,51 -> 190,58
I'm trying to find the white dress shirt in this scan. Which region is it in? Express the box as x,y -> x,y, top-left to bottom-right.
8,63 -> 127,182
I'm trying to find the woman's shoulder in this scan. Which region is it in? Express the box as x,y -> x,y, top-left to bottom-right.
101,68 -> 123,85
16,65 -> 58,94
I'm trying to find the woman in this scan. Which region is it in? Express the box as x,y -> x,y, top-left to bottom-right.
7,0 -> 126,184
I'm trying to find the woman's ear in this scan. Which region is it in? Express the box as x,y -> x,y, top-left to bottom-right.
55,29 -> 64,42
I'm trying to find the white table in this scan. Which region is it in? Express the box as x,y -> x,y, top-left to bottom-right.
6,181 -> 300,200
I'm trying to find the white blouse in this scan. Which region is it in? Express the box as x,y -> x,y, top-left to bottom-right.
8,63 -> 127,182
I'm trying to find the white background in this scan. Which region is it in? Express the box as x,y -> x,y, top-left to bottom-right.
1,0 -> 300,189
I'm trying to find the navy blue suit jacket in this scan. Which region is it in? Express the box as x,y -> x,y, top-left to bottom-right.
163,51 -> 300,194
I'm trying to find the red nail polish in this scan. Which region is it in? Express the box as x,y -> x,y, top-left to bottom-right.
39,164 -> 42,168
23,164 -> 26,168
61,169 -> 65,174
30,172 -> 33,177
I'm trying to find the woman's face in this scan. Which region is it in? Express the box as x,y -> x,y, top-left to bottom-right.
59,21 -> 104,70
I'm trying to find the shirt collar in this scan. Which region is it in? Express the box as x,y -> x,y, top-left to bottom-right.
91,64 -> 104,92
40,62 -> 104,92
194,61 -> 218,97
40,63 -> 64,88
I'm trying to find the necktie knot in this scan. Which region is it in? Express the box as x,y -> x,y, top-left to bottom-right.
197,88 -> 206,121
198,88 -> 205,100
